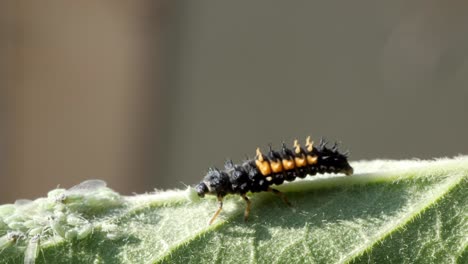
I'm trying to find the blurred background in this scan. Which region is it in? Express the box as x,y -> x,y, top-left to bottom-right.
1,0 -> 467,203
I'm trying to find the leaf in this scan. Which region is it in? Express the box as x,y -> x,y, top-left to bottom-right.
0,157 -> 467,264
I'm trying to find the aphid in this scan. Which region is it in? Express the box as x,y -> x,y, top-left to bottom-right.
67,179 -> 106,193
24,234 -> 40,264
48,215 -> 66,238
195,136 -> 353,224
0,231 -> 24,251
76,224 -> 93,240
57,179 -> 107,203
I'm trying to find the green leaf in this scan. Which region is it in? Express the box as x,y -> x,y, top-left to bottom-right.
0,157 -> 467,264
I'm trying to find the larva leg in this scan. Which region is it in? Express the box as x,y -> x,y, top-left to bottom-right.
241,194 -> 251,222
208,195 -> 224,225
268,188 -> 292,207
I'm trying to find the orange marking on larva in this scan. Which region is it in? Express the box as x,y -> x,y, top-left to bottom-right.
294,157 -> 307,167
307,155 -> 317,165
305,136 -> 314,152
282,159 -> 295,170
255,160 -> 272,176
270,161 -> 284,173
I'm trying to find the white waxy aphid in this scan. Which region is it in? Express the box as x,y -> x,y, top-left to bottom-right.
7,231 -> 25,240
24,234 -> 40,264
7,221 -> 26,231
65,229 -> 78,240
0,234 -> 14,251
54,193 -> 67,203
23,220 -> 38,229
14,199 -> 36,217
77,224 -> 93,240
61,180 -> 123,215
49,217 -> 66,238
0,220 -> 6,231
34,197 -> 55,212
39,235 -> 63,248
53,202 -> 66,212
32,215 -> 48,226
0,204 -> 15,218
14,199 -> 33,207
67,180 -> 107,194
53,211 -> 66,223
48,188 -> 66,197
47,188 -> 66,201
28,227 -> 43,236
4,214 -> 24,225
66,214 -> 86,226
0,231 -> 24,251
60,180 -> 108,206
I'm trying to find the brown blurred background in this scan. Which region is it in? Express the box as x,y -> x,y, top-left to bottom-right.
1,0 -> 467,203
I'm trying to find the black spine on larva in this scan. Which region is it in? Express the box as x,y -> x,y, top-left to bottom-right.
294,144 -> 310,178
281,143 -> 296,181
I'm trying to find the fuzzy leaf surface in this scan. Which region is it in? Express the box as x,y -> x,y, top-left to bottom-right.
0,157 -> 467,264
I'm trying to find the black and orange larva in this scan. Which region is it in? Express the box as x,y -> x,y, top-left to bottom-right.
195,137 -> 353,224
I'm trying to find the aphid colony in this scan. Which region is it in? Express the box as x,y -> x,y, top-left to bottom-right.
195,137 -> 353,224
0,180 -> 122,264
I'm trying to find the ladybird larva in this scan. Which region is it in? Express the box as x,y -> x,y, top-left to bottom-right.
195,136 -> 353,224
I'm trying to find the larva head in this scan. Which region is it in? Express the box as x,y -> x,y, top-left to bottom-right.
195,181 -> 209,198
317,141 -> 353,175
195,168 -> 231,198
